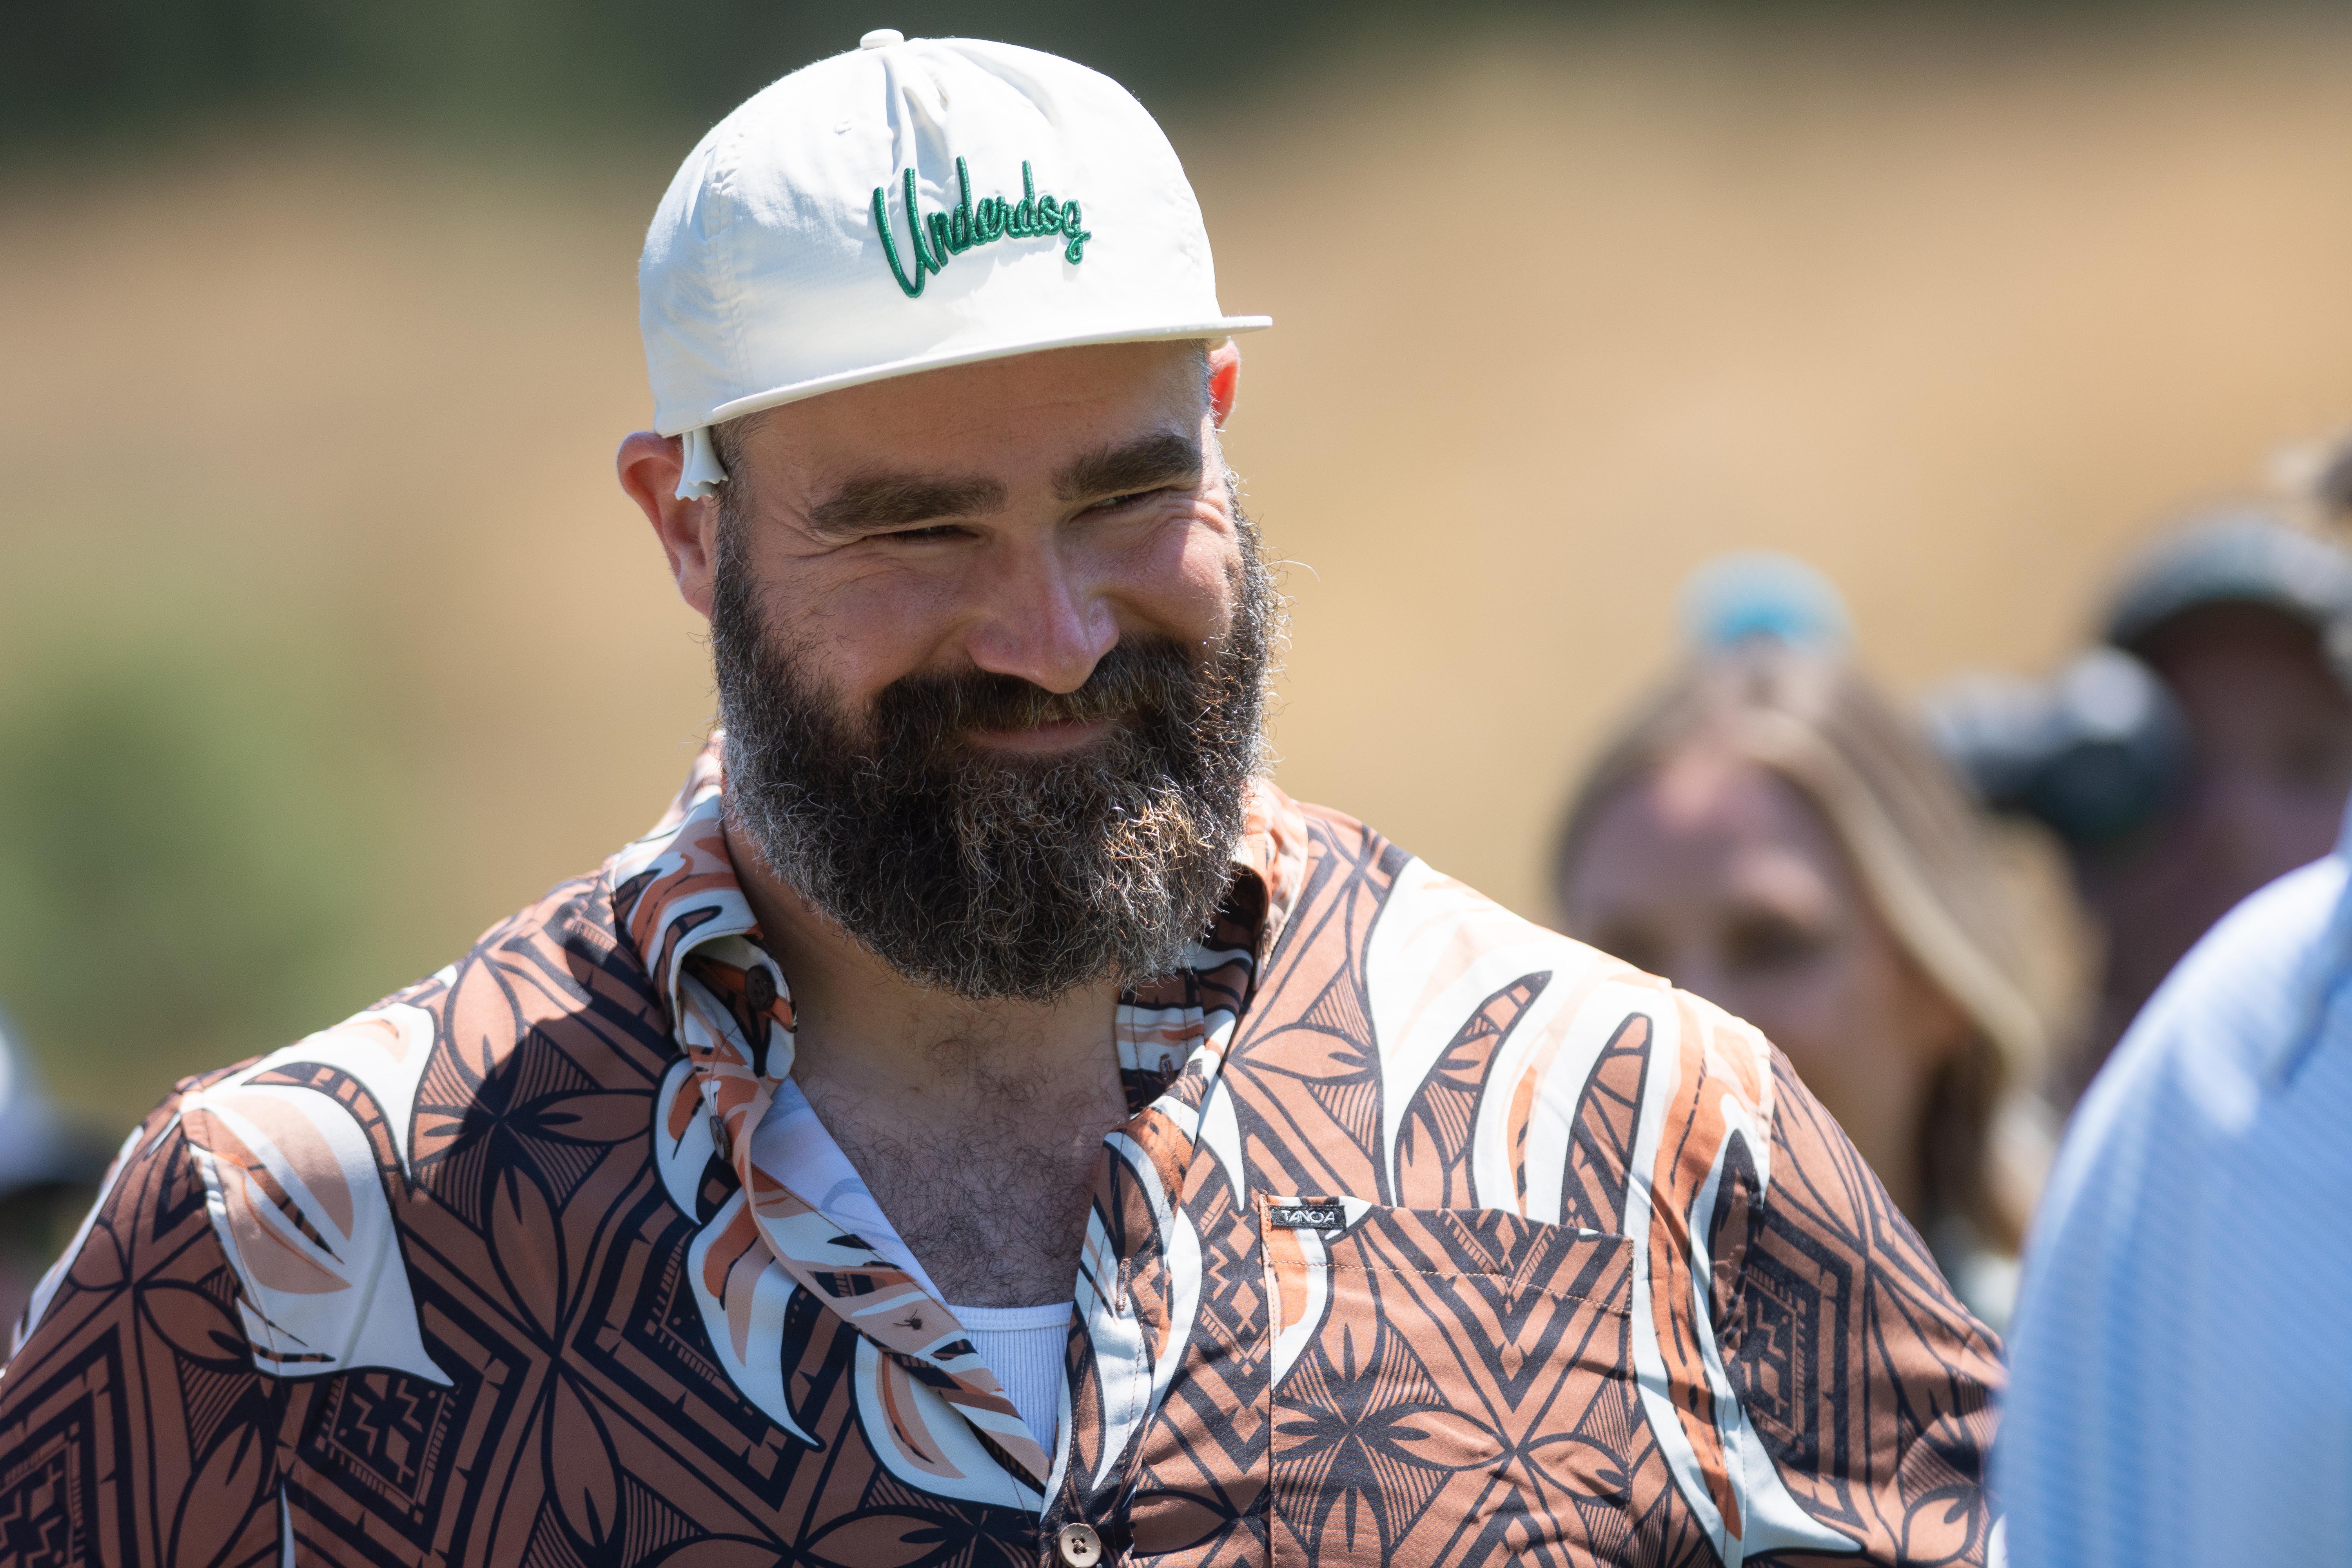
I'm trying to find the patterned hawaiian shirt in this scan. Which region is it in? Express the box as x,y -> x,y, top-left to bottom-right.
0,742 -> 2001,1566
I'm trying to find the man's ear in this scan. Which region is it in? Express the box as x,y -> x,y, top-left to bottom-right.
617,431 -> 720,620
1207,340 -> 1241,429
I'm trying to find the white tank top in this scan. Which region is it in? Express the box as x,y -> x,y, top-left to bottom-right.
945,1301 -> 1073,1449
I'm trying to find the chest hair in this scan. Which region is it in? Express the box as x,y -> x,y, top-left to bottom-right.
800,1059 -> 1129,1308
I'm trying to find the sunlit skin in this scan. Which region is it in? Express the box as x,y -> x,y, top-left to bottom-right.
615,338 -> 1244,1305
1559,748 -> 1969,1224
2073,603 -> 2352,1087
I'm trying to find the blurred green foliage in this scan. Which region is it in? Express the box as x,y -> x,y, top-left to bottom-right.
5,1 -> 1420,149
0,0 -> 2212,152
0,0 -> 2264,1132
0,651 -> 402,1113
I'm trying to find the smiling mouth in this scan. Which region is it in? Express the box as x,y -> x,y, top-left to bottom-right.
964,715 -> 1119,753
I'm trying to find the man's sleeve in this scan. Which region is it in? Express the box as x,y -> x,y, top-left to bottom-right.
1713,1051 -> 2006,1565
0,1087 -> 287,1566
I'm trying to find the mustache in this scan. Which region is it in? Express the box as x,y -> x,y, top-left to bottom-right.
867,638 -> 1213,755
710,495 -> 1278,1001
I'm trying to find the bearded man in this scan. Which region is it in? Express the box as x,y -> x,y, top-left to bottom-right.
0,31 -> 2000,1568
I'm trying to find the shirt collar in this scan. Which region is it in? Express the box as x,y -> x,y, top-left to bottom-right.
600,735 -> 1305,1492
606,733 -> 1307,1064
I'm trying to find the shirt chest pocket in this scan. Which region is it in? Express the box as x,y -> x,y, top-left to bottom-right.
1259,1197 -> 1638,1566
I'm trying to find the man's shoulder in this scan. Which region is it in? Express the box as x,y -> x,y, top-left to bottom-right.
1277,797 -> 1750,1046
209,869 -> 657,1096
1258,799 -> 1782,1164
153,869 -> 674,1379
144,868 -> 645,1105
198,866 -> 667,1128
2085,850 -> 2350,1142
2002,857 -> 2352,1561
2023,853 -> 2351,1294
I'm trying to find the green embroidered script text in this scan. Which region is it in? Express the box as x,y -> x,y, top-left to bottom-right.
872,158 -> 1092,299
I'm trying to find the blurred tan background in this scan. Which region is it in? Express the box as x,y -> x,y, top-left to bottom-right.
5,8 -> 2350,1131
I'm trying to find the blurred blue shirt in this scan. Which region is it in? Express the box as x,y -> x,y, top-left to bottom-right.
1998,809 -> 2352,1564
0,1007 -> 81,1198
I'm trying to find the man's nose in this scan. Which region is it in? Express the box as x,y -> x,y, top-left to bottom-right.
959,543 -> 1120,695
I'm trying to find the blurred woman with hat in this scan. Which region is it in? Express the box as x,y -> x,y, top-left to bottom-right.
1553,556 -> 2050,1327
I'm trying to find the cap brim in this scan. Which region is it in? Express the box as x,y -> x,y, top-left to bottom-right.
679,315 -> 1273,433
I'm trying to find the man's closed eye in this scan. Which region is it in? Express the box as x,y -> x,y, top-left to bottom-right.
1083,486 -> 1179,515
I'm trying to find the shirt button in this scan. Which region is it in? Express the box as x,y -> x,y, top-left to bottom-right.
1056,1522 -> 1104,1566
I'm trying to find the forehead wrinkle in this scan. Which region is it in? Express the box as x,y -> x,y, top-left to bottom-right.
1053,430 -> 1203,503
805,472 -> 1009,537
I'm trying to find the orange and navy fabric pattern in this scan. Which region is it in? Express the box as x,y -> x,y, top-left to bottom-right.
0,740 -> 2000,1565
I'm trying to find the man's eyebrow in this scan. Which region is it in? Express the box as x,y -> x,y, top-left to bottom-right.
805,474 -> 1009,537
1054,432 -> 1205,502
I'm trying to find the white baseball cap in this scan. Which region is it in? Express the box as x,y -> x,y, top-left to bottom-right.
639,28 -> 1270,495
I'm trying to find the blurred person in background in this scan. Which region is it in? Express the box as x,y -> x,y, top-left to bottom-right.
1555,556 -> 2050,1328
1990,445 -> 2352,1563
1933,503 -> 2352,1101
0,33 -> 2001,1567
0,1006 -> 106,1332
1997,711 -> 2352,1564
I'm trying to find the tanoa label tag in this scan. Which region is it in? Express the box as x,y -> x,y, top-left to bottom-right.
1267,1201 -> 1347,1230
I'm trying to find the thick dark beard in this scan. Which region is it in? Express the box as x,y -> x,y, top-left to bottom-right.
711,507 -> 1277,1004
